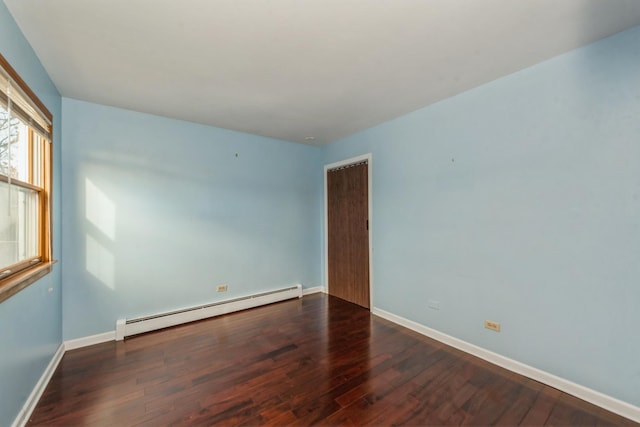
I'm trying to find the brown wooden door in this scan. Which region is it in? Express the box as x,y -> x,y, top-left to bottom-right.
327,162 -> 370,309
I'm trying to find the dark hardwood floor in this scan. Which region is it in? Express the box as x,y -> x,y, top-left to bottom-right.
28,294 -> 636,426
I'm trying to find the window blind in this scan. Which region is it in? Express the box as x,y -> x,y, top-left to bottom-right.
0,65 -> 52,140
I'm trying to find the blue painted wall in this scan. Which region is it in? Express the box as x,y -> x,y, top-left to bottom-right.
325,26 -> 640,406
3,0 -> 639,420
0,1 -> 62,423
61,99 -> 323,340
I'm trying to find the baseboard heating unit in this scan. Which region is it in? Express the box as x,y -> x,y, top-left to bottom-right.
115,284 -> 302,340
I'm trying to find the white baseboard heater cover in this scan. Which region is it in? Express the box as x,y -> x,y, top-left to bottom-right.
115,284 -> 302,340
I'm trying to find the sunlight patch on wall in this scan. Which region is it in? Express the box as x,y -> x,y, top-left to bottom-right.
85,178 -> 116,240
86,234 -> 115,289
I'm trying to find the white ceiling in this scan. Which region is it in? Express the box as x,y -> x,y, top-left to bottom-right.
5,1 -> 640,145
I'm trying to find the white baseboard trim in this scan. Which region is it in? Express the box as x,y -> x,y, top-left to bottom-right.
372,307 -> 640,423
64,331 -> 115,351
303,286 -> 325,295
12,343 -> 65,427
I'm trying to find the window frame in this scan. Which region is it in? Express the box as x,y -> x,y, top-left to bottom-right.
0,53 -> 54,303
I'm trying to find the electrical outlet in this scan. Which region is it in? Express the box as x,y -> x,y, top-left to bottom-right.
216,284 -> 228,292
484,320 -> 501,332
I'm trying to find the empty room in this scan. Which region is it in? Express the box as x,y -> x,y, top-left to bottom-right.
1,1 -> 639,425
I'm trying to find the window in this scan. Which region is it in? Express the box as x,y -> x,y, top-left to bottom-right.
0,54 -> 53,303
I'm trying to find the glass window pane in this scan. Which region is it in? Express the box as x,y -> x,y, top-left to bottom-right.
0,107 -> 29,182
0,180 -> 38,268
0,107 -> 16,178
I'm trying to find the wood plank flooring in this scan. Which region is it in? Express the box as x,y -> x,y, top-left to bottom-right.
28,294 -> 636,426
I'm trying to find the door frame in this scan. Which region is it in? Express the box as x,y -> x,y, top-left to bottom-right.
324,153 -> 373,309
